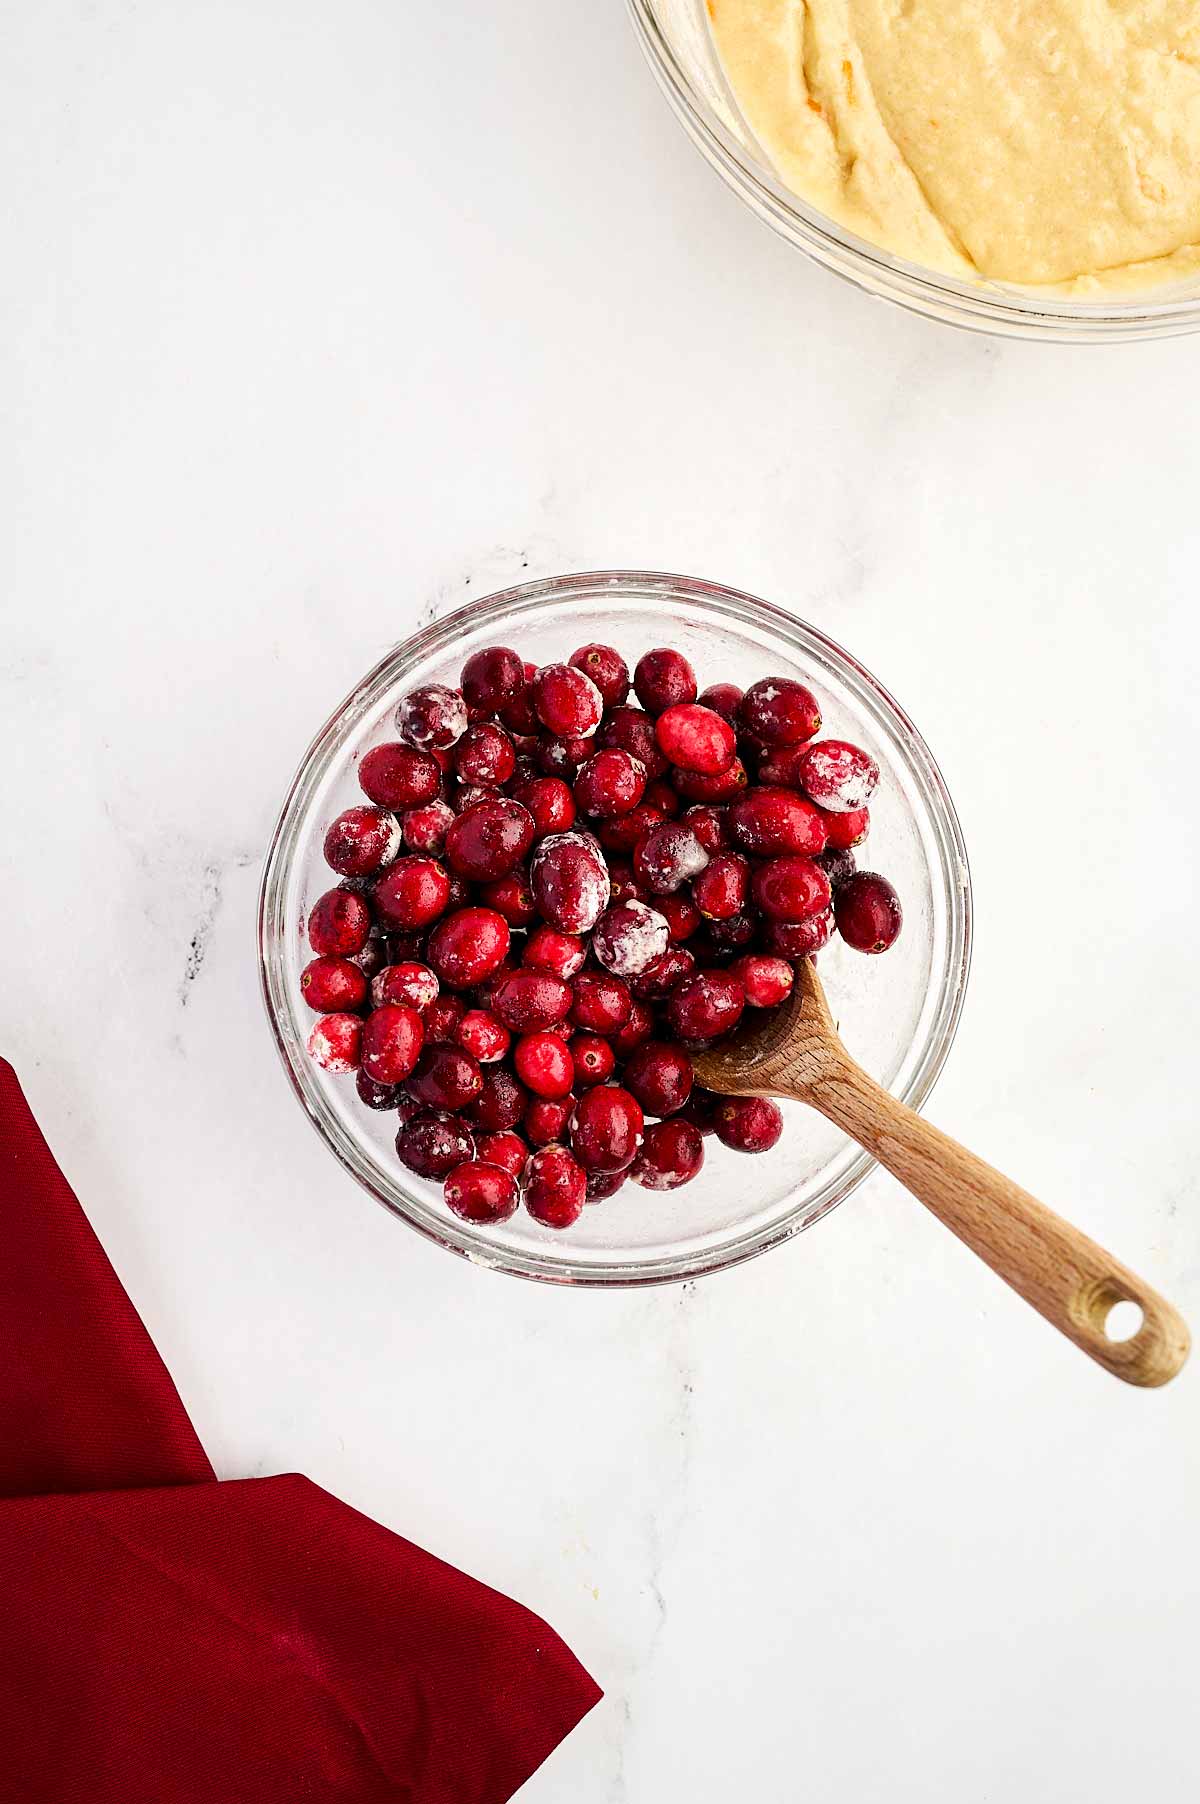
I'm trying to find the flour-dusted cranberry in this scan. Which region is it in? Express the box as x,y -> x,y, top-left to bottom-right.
323,806 -> 402,878
698,682 -> 744,722
569,970 -> 633,1035
834,871 -> 903,953
656,893 -> 701,941
358,743 -> 442,812
751,854 -> 832,921
798,739 -> 879,813
455,1008 -> 511,1063
348,937 -> 387,981
739,678 -> 821,747
461,644 -> 526,716
623,1040 -> 693,1117
308,887 -> 372,956
532,662 -> 604,737
525,1093 -> 574,1146
444,1161 -> 519,1224
408,1042 -> 483,1112
523,1145 -> 587,1229
713,1096 -> 783,1154
473,1129 -> 528,1179
490,968 -> 574,1033
530,831 -> 611,934
454,721 -> 516,788
514,1030 -> 575,1099
599,706 -> 668,780
510,776 -> 576,838
655,703 -> 736,777
728,786 -> 828,857
401,799 -> 456,855
573,748 -> 648,819
478,872 -> 537,927
522,925 -> 586,980
634,647 -> 697,715
604,860 -> 647,905
426,906 -> 510,988
571,1033 -> 616,1088
300,955 -> 368,1013
307,1012 -> 363,1073
692,852 -> 749,920
670,760 -> 750,804
592,899 -> 671,977
666,971 -> 745,1042
570,1085 -> 645,1173
821,805 -> 870,851
361,1004 -> 425,1086
585,1167 -> 627,1203
355,1069 -> 406,1111
395,683 -> 468,751
371,961 -> 439,1013
762,911 -> 835,959
817,845 -> 858,890
729,954 -> 794,1008
445,797 -> 535,882
372,855 -> 452,930
631,1119 -> 705,1191
633,821 -> 710,894
566,641 -> 628,706
630,945 -> 697,1001
396,1112 -> 475,1180
466,1067 -> 528,1131
680,805 -> 729,853
422,994 -> 466,1042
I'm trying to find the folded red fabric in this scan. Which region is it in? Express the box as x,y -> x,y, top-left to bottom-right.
0,1059 -> 600,1803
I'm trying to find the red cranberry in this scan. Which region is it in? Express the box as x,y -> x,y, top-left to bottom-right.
739,678 -> 821,746
490,968 -> 574,1032
573,748 -> 648,819
515,1030 -> 575,1099
611,997 -> 656,1056
371,961 -> 439,1013
569,971 -> 633,1035
455,1008 -> 511,1063
665,971 -> 745,1042
712,1095 -> 783,1154
729,953 -> 794,1008
426,907 -> 511,989
571,1033 -> 616,1088
569,642 -> 630,708
510,776 -> 576,838
395,683 -> 468,750
569,1085 -> 645,1173
680,805 -> 729,852
443,871 -> 472,910
306,1012 -> 363,1073
408,1042 -> 483,1111
461,645 -> 525,716
536,734 -> 595,778
466,1067 -> 528,1131
605,859 -> 648,904
821,805 -> 870,851
623,1040 -> 693,1117
401,799 -> 456,854
524,1145 -> 587,1229
347,937 -> 386,981
444,1161 -> 519,1224
634,821 -> 710,894
361,1004 -> 425,1085
473,1130 -> 528,1179
679,1085 -> 719,1135
762,911 -> 835,958
755,744 -> 812,787
308,887 -> 371,956
700,912 -> 756,955
382,930 -> 427,964
530,832 -> 610,933
751,855 -> 832,921
323,806 -> 402,878
359,743 -> 442,812
656,893 -> 701,941
523,925 -> 586,979
817,846 -> 858,890
525,1093 -> 574,1146
454,722 -> 516,788
655,703 -> 736,776
444,797 -> 535,882
532,663 -> 604,737
834,872 -> 903,953
372,855 -> 451,930
300,955 -> 368,1013
498,680 -> 537,736
585,1168 -> 628,1202
587,899 -> 667,977
630,1119 -> 704,1190
728,787 -> 827,857
423,994 -> 467,1042
630,946 -> 697,1001
643,777 -> 681,816
799,740 -> 879,812
599,707 -> 668,779
698,682 -> 743,721
634,648 -> 697,715
477,872 -> 537,927
670,760 -> 749,803
396,1112 -> 475,1180
356,1069 -> 406,1111
692,852 -> 749,920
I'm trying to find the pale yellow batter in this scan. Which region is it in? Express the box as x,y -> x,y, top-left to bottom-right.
709,0 -> 1200,293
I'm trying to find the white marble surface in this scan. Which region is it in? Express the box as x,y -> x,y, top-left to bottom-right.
4,3 -> 1200,1798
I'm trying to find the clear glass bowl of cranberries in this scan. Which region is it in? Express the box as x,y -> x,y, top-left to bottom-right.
259,571 -> 971,1285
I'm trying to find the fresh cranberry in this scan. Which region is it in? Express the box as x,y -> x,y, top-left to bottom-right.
569,971 -> 633,1035
382,930 -> 427,964
323,806 -> 402,878
679,1086 -> 719,1135
395,684 -> 468,750
573,748 -> 648,818
524,1145 -> 587,1229
623,1040 -> 693,1117
426,906 -> 511,988
477,872 -> 536,927
515,1030 -> 575,1099
692,852 -> 749,920
454,722 -> 516,788
817,846 -> 858,890
738,678 -> 821,746
630,1119 -> 705,1190
591,899 -> 671,977
423,994 -> 467,1042
633,821 -> 709,894
530,832 -> 610,933
712,1096 -> 783,1154
700,912 -> 756,955
396,1112 -> 475,1180
371,961 -> 439,1013
569,642 -> 630,708
510,776 -> 576,838
585,1168 -> 627,1203
762,911 -> 835,958
821,805 -> 870,851
697,682 -> 743,721
643,777 -> 681,817
536,734 -> 595,778
522,925 -> 586,980
611,997 -> 656,1056
455,1008 -> 511,1063
755,744 -> 812,787
473,1130 -> 528,1179
444,1161 -> 519,1224
799,740 -> 879,812
751,854 -> 832,921
490,968 -> 574,1032
655,703 -> 736,776
656,893 -> 701,941
532,663 -> 604,737
666,971 -> 745,1042
300,955 -> 368,1013
408,1042 -> 483,1111
634,648 -> 697,715
308,887 -> 372,956
569,1085 -> 645,1173
834,872 -> 903,953
571,1033 -> 616,1088
729,954 -> 794,1008
497,677 -> 538,736
680,805 -> 729,852
605,860 -> 647,904
401,799 -> 455,855
443,871 -> 473,910
356,1069 -> 406,1111
372,855 -> 451,930
728,786 -> 827,857
466,1067 -> 528,1131
460,645 -> 525,716
525,1094 -> 575,1146
359,743 -> 441,811
670,760 -> 750,803
444,797 -> 535,882
306,1012 -> 363,1073
630,946 -> 697,1001
361,1004 -> 425,1085
599,707 -> 668,779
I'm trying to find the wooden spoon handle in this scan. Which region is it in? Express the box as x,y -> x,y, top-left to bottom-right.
803,1060 -> 1189,1387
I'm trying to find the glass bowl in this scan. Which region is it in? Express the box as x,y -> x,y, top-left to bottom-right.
258,571 -> 971,1285
627,0 -> 1200,343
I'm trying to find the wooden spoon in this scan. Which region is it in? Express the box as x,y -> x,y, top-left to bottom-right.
692,961 -> 1189,1387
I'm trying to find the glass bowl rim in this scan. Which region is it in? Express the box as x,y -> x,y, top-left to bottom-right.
258,569 -> 973,1286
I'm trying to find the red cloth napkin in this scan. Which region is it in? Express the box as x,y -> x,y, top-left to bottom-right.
0,1058 -> 600,1803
